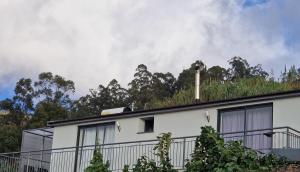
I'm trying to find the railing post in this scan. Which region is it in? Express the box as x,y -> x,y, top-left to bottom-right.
287,128 -> 290,149
40,150 -> 44,170
182,138 -> 186,169
26,152 -> 31,172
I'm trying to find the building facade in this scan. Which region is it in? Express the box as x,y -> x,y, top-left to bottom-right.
1,90 -> 300,172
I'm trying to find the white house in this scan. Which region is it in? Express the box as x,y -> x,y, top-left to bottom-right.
1,90 -> 300,172
44,90 -> 300,172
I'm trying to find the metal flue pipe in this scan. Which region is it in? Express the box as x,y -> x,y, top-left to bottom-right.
195,64 -> 200,101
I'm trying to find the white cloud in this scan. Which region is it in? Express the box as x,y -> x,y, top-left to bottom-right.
0,0 -> 299,96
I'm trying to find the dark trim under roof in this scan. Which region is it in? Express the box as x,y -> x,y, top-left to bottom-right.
48,90 -> 300,127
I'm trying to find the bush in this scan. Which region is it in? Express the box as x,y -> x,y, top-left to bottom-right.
84,144 -> 111,172
132,132 -> 177,172
185,126 -> 285,172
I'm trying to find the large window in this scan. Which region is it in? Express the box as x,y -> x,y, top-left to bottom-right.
219,104 -> 273,152
77,123 -> 115,171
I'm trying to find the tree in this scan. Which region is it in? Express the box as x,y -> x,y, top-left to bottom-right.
13,78 -> 34,113
176,61 -> 207,90
107,79 -> 129,107
151,72 -> 176,100
0,124 -> 22,152
207,66 -> 228,81
29,102 -> 70,128
228,57 -> 269,80
250,64 -> 269,79
34,72 -> 75,106
281,65 -> 288,82
28,72 -> 75,127
287,65 -> 298,82
0,99 -> 27,126
228,57 -> 251,80
72,79 -> 129,117
128,64 -> 153,110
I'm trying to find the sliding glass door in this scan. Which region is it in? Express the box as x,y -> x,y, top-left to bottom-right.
77,123 -> 115,171
219,104 -> 272,152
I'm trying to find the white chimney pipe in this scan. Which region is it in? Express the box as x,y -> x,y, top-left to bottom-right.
195,64 -> 200,101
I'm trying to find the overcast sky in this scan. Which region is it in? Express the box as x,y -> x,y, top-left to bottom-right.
0,0 -> 299,99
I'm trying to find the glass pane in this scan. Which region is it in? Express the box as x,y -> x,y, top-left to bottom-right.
96,126 -> 105,144
104,125 -> 115,144
245,106 -> 272,152
220,109 -> 245,142
83,127 -> 97,146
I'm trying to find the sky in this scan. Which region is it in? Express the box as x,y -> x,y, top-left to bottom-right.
0,0 -> 300,99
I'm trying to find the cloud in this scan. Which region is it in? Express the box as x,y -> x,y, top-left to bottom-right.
0,0 -> 299,97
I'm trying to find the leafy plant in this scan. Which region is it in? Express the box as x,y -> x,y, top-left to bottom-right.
132,133 -> 177,172
185,126 -> 285,172
123,165 -> 130,172
84,144 -> 111,172
154,132 -> 177,172
132,156 -> 158,172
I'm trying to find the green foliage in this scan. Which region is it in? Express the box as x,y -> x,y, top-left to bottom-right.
0,124 -> 22,152
132,133 -> 177,172
29,102 -> 70,128
228,56 -> 269,80
72,79 -> 129,117
132,156 -> 159,172
122,165 -> 130,172
154,133 -> 177,172
84,145 -> 111,172
151,77 -> 295,108
176,60 -> 207,90
0,72 -> 75,152
128,64 -> 176,110
200,78 -> 292,102
185,126 -> 285,172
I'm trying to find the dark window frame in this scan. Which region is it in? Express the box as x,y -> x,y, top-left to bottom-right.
138,117 -> 154,134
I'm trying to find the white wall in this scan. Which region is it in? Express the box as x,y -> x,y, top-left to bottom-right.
51,97 -> 300,149
273,97 -> 300,131
52,125 -> 78,148
114,108 -> 217,143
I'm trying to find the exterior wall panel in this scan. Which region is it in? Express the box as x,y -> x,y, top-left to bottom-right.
52,125 -> 78,148
273,97 -> 300,131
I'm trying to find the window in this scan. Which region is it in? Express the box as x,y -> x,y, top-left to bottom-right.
218,104 -> 272,152
140,117 -> 154,133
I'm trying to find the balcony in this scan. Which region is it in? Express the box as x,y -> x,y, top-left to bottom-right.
0,126 -> 300,172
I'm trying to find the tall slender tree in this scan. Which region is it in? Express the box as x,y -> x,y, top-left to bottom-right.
128,64 -> 153,110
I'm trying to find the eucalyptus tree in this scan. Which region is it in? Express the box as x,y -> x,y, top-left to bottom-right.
128,64 -> 154,110
176,60 -> 207,90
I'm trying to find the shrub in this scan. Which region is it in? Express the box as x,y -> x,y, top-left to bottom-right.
132,156 -> 159,172
185,126 -> 285,172
132,132 -> 177,172
84,144 -> 111,172
123,165 -> 130,172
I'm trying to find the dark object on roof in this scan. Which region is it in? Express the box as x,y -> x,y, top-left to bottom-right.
48,90 -> 300,127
